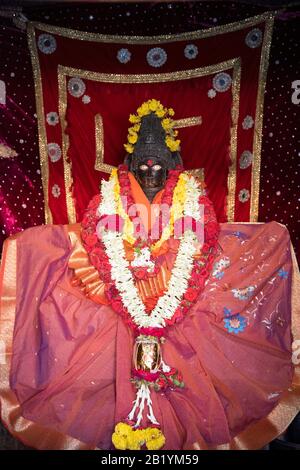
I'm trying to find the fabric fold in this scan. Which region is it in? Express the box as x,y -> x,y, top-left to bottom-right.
0,221 -> 299,450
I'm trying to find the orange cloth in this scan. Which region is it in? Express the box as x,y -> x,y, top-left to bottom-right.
69,174 -> 173,307
127,171 -> 164,233
0,222 -> 300,450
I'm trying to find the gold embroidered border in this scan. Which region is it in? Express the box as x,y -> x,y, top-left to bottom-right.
173,116 -> 202,129
29,11 -> 277,44
57,73 -> 77,224
250,16 -> 275,222
227,58 -> 241,222
58,59 -> 240,223
95,114 -> 115,174
27,23 -> 53,224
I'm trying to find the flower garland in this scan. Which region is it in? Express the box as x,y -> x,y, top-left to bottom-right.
81,164 -> 220,449
124,99 -> 180,154
116,163 -> 184,252
81,165 -> 219,330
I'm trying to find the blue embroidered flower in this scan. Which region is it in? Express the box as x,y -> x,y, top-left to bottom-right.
212,257 -> 230,279
214,271 -> 225,280
223,307 -> 232,317
278,269 -> 288,279
224,311 -> 247,334
232,286 -> 255,300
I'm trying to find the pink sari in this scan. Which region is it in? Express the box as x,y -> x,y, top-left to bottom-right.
0,220 -> 299,449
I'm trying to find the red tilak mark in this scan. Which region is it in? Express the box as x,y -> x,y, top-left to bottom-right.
147,159 -> 153,167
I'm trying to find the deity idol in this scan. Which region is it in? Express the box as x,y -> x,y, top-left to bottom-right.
0,99 -> 299,451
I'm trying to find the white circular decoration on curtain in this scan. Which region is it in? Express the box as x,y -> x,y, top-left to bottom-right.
184,44 -> 198,60
82,95 -> 91,104
46,112 -> 59,126
68,77 -> 86,98
47,143 -> 61,162
212,72 -> 232,92
207,89 -> 216,98
245,28 -> 263,48
52,184 -> 61,198
238,189 -> 250,203
117,48 -> 131,64
242,115 -> 254,130
37,34 -> 57,54
239,150 -> 253,169
146,47 -> 167,68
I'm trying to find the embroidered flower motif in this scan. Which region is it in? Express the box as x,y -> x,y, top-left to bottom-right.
242,115 -> 254,130
223,308 -> 247,334
232,230 -> 249,242
47,143 -> 61,162
212,257 -> 230,279
278,269 -> 288,279
207,89 -> 216,99
276,317 -> 285,327
238,189 -> 250,203
82,94 -> 91,104
46,111 -> 59,126
51,184 -> 61,198
147,47 -> 167,68
117,48 -> 131,64
184,44 -> 198,60
68,77 -> 86,98
245,28 -> 263,48
239,150 -> 253,169
212,72 -> 232,93
232,286 -> 255,300
37,34 -> 57,54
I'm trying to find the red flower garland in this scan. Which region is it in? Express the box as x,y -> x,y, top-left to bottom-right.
81,165 -> 220,333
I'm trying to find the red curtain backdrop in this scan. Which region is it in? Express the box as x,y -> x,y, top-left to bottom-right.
0,2 -> 299,262
29,15 -> 270,225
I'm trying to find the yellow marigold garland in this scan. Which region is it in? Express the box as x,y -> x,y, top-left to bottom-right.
109,169 -> 188,252
124,99 -> 181,154
151,172 -> 186,253
112,422 -> 166,450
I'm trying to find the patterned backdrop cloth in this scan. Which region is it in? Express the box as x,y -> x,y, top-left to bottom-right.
26,13 -> 273,226
0,216 -> 299,450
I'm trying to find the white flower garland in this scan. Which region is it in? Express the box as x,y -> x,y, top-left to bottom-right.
98,172 -> 202,328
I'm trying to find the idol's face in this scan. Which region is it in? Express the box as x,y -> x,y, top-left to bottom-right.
136,158 -> 167,190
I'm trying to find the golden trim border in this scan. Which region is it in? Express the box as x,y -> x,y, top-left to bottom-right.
250,16 -> 275,222
95,113 -> 115,174
29,11 -> 277,44
227,58 -> 241,222
173,116 -> 202,129
57,73 -> 77,224
27,23 -> 53,224
58,59 -> 240,223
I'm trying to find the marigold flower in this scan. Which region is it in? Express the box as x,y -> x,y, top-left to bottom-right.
129,113 -> 140,124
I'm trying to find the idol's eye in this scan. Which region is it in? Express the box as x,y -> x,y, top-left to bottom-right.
152,164 -> 162,171
139,164 -> 148,171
